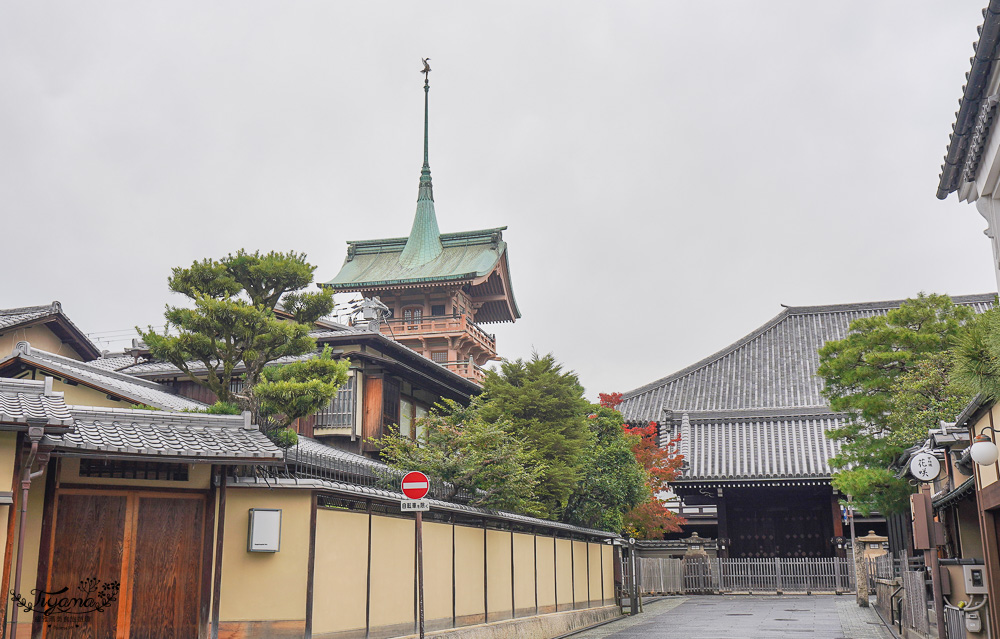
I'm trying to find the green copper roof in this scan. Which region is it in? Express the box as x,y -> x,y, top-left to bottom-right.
324,227 -> 509,289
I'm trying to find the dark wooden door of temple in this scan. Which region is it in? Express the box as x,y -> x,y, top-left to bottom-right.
41,490 -> 206,639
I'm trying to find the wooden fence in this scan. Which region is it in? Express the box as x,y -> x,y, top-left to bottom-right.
638,556 -> 855,595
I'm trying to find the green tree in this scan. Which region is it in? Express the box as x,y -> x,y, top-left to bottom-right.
953,305 -> 1000,399
476,354 -> 593,519
373,399 -> 544,515
817,293 -> 974,514
562,404 -> 649,533
140,250 -> 349,446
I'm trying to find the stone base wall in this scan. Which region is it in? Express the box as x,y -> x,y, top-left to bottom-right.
396,605 -> 621,639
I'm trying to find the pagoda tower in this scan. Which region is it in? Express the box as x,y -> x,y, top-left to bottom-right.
322,62 -> 520,383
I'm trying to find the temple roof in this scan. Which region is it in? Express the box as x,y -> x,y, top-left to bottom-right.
669,409 -> 843,486
620,293 -> 995,424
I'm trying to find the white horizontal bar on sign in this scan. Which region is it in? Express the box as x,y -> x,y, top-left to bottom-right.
403,482 -> 429,489
401,499 -> 430,512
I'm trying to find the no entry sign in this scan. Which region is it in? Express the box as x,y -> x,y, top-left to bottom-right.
402,471 -> 430,500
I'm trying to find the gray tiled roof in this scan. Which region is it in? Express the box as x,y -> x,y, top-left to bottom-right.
0,378 -> 73,427
620,294 -> 995,423
45,406 -> 284,462
0,302 -> 100,360
0,304 -> 56,330
2,343 -> 206,411
85,355 -> 147,372
937,1 -> 1000,199
671,410 -> 843,484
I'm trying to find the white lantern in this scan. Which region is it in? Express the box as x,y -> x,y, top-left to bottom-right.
971,434 -> 1000,466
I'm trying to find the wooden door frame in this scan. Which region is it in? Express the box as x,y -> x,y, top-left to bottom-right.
42,485 -> 211,639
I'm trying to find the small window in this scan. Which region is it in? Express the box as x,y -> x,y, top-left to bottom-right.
430,351 -> 448,364
316,376 -> 355,428
431,304 -> 445,316
400,399 -> 414,439
403,307 -> 422,327
415,405 -> 429,441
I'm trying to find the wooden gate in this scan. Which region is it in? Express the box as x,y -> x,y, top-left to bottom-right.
40,489 -> 208,639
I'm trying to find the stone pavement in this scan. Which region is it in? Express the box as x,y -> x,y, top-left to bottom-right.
571,595 -> 895,639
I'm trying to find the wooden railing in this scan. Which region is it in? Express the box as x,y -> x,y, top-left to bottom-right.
381,314 -> 497,353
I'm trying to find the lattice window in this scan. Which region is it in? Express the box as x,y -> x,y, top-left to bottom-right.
315,375 -> 356,428
430,351 -> 448,364
382,377 -> 401,428
403,307 -> 422,327
79,459 -> 189,481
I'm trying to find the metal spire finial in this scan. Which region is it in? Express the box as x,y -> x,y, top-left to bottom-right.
420,58 -> 432,189
399,58 -> 443,268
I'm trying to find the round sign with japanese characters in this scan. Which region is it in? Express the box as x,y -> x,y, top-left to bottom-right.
909,452 -> 941,482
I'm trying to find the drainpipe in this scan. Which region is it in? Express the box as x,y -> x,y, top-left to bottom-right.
9,426 -> 49,638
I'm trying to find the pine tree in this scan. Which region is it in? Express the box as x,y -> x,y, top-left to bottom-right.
817,293 -> 974,514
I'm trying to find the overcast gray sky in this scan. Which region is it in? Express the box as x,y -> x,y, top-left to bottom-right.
1,2 -> 995,399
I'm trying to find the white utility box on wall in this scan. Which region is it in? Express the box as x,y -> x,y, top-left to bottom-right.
247,508 -> 282,552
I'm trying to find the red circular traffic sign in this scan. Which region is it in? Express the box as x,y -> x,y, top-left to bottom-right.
402,471 -> 430,500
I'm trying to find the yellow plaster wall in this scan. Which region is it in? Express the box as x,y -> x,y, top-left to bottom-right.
369,515 -> 415,630
555,538 -> 573,607
58,458 -> 211,490
512,533 -> 535,615
53,380 -> 132,408
572,541 -> 589,605
486,529 -> 512,619
454,525 -> 485,619
535,536 -> 556,610
588,543 -> 602,603
602,545 -> 614,603
219,489 -> 312,622
0,325 -> 83,360
0,432 -> 17,490
313,509 -> 368,635
422,520 -> 454,626
974,410 -> 1000,488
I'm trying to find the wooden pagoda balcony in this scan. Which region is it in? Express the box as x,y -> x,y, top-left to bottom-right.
379,314 -> 497,357
442,360 -> 486,384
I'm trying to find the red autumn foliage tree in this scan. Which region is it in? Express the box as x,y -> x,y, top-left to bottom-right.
599,391 -> 685,538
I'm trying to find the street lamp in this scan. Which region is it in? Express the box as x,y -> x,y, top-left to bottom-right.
971,426 -> 1000,466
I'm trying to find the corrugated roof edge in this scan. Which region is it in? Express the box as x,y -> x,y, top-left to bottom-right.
622,293 -> 995,403
228,476 -> 618,539
938,0 -> 1000,199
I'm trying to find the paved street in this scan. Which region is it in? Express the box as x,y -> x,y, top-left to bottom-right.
573,596 -> 894,639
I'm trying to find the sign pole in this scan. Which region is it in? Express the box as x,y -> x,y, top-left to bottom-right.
402,471 -> 430,639
416,510 -> 425,639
